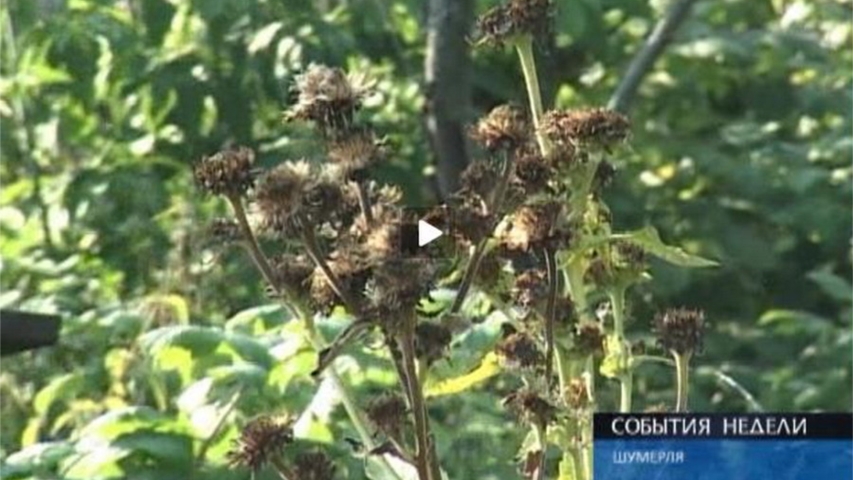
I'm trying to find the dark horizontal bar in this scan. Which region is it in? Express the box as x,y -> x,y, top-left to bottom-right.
594,413 -> 853,440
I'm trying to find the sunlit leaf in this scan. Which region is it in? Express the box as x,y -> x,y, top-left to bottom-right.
425,352 -> 501,398
612,226 -> 718,268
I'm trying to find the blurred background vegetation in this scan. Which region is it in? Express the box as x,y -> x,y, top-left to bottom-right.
1,0 -> 850,479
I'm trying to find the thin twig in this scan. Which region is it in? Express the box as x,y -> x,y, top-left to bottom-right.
356,181 -> 375,226
297,218 -> 360,311
227,196 -> 300,319
608,0 -> 698,113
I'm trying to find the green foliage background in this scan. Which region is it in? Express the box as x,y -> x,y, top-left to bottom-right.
1,0 -> 850,479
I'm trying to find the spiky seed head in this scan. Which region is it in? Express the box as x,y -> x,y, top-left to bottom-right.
654,308 -> 705,355
206,218 -> 242,245
193,146 -> 256,197
415,322 -> 453,365
566,377 -> 590,409
327,130 -> 382,179
572,322 -> 605,357
365,394 -> 408,438
226,415 -> 294,471
496,331 -> 544,369
270,254 -> 314,300
254,160 -> 313,233
474,0 -> 552,47
285,63 -> 369,135
503,388 -> 555,427
540,108 -> 630,148
292,451 -> 337,480
469,104 -> 530,152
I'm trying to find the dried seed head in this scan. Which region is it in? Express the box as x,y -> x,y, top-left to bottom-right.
415,322 -> 453,365
270,254 -> 314,300
566,377 -> 590,409
292,451 -> 337,480
365,394 -> 408,438
285,64 -> 368,135
512,150 -> 551,195
473,251 -> 505,292
226,415 -> 294,471
572,322 -> 605,357
469,104 -> 530,152
512,268 -> 547,309
193,146 -> 255,197
327,130 -> 383,179
449,198 -> 494,246
592,160 -> 617,191
497,201 -> 567,251
368,258 -> 435,326
540,108 -> 630,148
309,249 -> 371,312
503,388 -> 555,427
254,161 -> 313,233
474,0 -> 552,47
496,331 -> 544,369
654,308 -> 705,355
459,160 -> 501,199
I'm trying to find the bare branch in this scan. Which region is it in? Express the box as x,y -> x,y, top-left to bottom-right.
608,0 -> 698,113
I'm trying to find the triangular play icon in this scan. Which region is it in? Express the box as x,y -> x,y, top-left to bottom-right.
418,220 -> 444,247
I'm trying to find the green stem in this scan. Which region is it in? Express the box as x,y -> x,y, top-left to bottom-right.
543,248 -> 558,385
673,351 -> 692,412
580,357 -> 594,480
514,36 -> 551,156
609,288 -> 633,413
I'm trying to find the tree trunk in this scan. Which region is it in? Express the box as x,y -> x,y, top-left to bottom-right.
424,0 -> 474,198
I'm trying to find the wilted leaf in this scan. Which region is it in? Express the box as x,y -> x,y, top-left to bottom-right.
425,352 -> 501,398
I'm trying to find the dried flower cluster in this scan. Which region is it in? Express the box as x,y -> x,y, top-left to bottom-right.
226,415 -> 294,471
654,308 -> 706,356
474,0 -> 552,47
195,2 -> 715,476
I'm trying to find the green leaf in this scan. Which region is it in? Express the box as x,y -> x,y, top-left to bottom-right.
613,226 -> 718,268
425,352 -> 501,398
225,304 -> 291,334
758,309 -> 834,336
807,268 -> 852,304
1,441 -> 74,479
33,373 -> 87,415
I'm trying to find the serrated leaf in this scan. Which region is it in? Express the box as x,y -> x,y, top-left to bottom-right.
613,226 -> 718,268
425,352 -> 501,398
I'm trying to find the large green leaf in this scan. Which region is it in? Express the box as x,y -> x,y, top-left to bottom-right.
612,226 -> 719,268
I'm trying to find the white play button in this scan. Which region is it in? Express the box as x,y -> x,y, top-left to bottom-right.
418,220 -> 444,247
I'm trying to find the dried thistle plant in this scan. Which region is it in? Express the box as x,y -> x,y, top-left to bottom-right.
195,2 -> 717,479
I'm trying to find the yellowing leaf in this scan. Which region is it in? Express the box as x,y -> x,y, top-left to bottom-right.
425,352 -> 501,398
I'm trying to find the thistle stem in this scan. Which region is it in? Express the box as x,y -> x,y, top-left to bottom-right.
673,351 -> 692,412
532,423 -> 548,480
356,181 -> 374,226
227,195 -> 301,319
298,220 -> 359,312
609,287 -> 633,413
399,319 -> 440,480
514,36 -> 551,156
